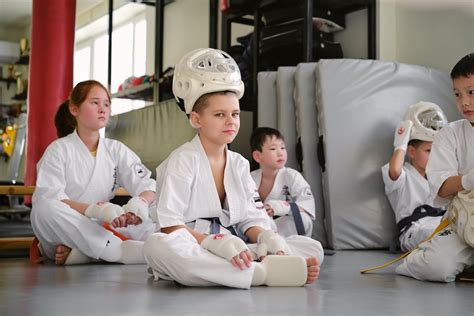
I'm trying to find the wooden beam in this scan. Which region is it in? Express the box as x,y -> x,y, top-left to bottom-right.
0,237 -> 34,250
0,186 -> 130,252
0,185 -> 129,196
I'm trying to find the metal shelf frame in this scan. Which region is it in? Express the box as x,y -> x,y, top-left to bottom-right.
221,0 -> 377,126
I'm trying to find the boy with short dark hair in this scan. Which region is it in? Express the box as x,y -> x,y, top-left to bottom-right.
250,127 -> 315,237
396,53 -> 474,282
382,101 -> 447,252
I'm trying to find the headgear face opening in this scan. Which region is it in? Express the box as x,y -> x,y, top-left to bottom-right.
172,48 -> 245,115
404,101 -> 448,142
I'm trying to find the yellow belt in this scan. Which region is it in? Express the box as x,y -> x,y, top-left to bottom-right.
360,218 -> 450,274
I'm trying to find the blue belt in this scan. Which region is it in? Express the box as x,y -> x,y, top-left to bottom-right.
274,202 -> 306,236
200,217 -> 249,242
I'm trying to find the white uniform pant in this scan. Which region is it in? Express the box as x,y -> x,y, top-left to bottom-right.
396,225 -> 474,282
31,198 -> 155,261
143,228 -> 324,289
399,216 -> 442,252
272,212 -> 314,237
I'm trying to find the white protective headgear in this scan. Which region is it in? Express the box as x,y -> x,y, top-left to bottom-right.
403,101 -> 447,142
172,48 -> 245,115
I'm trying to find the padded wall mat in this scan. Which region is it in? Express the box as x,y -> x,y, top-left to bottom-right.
276,67 -> 299,170
294,62 -> 327,246
316,59 -> 460,249
106,99 -> 196,173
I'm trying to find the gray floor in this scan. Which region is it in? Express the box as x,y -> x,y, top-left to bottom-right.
1,250 -> 473,316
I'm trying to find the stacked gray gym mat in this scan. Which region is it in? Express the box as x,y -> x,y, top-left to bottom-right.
257,59 -> 461,249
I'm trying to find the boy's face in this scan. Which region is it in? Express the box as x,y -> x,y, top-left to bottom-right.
453,75 -> 474,124
254,136 -> 287,170
191,93 -> 240,145
407,141 -> 432,171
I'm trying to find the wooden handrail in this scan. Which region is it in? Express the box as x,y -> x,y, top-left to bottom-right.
0,186 -> 130,251
0,237 -> 34,250
0,185 -> 129,196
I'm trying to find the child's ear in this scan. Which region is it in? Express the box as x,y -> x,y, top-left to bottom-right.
190,111 -> 200,128
252,150 -> 261,163
406,145 -> 416,159
69,104 -> 79,117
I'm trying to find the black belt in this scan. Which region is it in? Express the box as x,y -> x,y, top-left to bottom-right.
397,204 -> 445,234
389,204 -> 445,253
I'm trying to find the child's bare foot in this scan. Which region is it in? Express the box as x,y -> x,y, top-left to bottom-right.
55,245 -> 71,265
306,257 -> 320,284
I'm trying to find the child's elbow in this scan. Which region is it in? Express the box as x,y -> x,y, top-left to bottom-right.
388,168 -> 401,181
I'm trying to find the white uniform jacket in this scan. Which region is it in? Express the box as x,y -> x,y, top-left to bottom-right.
33,130 -> 156,205
381,162 -> 432,224
251,167 -> 315,220
154,134 -> 271,235
426,119 -> 474,208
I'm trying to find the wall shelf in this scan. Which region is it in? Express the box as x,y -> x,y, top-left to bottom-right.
111,82 -> 154,101
221,0 -> 376,124
15,55 -> 29,65
0,78 -> 16,90
107,0 -> 218,104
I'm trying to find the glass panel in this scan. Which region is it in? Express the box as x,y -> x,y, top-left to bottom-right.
133,19 -> 147,77
111,99 -> 134,116
93,34 -> 109,87
73,46 -> 91,85
111,23 -> 133,93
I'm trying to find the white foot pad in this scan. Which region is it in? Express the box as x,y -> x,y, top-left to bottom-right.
64,248 -> 92,265
253,255 -> 307,287
121,240 -> 145,264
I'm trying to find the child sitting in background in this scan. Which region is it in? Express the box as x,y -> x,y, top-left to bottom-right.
382,101 -> 447,252
31,80 -> 156,265
396,53 -> 474,282
250,127 -> 315,237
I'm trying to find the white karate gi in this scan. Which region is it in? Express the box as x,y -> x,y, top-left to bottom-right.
250,167 -> 315,237
396,120 -> 474,282
31,130 -> 156,261
144,135 -> 324,289
381,162 -> 442,251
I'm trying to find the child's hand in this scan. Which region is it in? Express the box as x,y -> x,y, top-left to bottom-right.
461,169 -> 474,190
230,250 -> 253,270
266,200 -> 291,216
256,230 -> 290,260
393,120 -> 413,152
111,212 -> 142,228
264,204 -> 275,217
85,202 -> 124,223
122,197 -> 149,221
201,234 -> 251,269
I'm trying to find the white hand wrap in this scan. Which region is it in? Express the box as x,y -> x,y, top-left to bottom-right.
85,202 -> 125,223
461,169 -> 474,191
266,200 -> 291,216
448,190 -> 474,247
393,120 -> 413,152
201,234 -> 249,261
256,230 -> 291,259
123,196 -> 149,220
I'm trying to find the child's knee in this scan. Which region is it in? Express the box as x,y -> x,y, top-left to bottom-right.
409,249 -> 460,282
32,199 -> 63,227
144,233 -> 169,262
